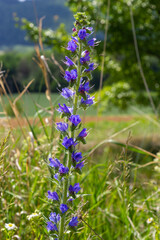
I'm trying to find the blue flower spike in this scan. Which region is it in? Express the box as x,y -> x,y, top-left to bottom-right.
45,12 -> 98,238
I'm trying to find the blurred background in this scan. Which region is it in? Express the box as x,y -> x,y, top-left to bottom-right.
0,0 -> 160,116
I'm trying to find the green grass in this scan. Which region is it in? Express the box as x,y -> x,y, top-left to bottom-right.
1,92 -> 160,239
1,111 -> 160,239
0,93 -> 154,117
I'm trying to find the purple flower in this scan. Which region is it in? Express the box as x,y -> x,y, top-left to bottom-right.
71,36 -> 78,42
78,29 -> 87,40
56,122 -> 68,132
72,27 -> 76,32
78,82 -> 90,94
60,204 -> 69,213
88,38 -> 96,47
77,128 -> 87,144
54,173 -> 59,181
68,197 -> 74,202
81,95 -> 94,106
64,69 -> 77,82
85,63 -> 95,72
49,158 -> 61,169
72,151 -> 82,162
69,115 -> 81,126
46,221 -> 58,232
69,217 -> 78,227
47,191 -> 59,201
75,161 -> 84,170
80,51 -> 90,64
64,71 -> 72,82
69,183 -> 81,195
67,40 -> 77,52
64,56 -> 74,67
87,26 -> 93,31
62,136 -> 75,149
78,128 -> 88,138
61,88 -> 75,99
71,69 -> 78,79
57,103 -> 73,115
59,164 -> 69,176
49,212 -> 60,223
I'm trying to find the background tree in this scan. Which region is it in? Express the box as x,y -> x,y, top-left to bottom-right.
67,0 -> 160,92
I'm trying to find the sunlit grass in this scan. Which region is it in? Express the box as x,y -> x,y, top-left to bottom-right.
1,112 -> 160,239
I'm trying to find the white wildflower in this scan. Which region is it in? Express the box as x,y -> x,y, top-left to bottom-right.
27,212 -> 40,220
5,223 -> 17,231
147,217 -> 153,224
45,118 -> 49,124
29,131 -> 34,145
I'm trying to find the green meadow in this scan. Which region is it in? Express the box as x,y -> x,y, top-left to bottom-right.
0,93 -> 153,117
1,0 -> 160,238
1,92 -> 160,239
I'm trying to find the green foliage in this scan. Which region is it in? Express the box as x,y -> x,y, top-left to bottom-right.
4,101 -> 23,117
12,0 -> 160,109
94,82 -> 134,112
0,49 -> 67,93
1,116 -> 160,239
67,0 -> 160,92
73,12 -> 90,27
17,17 -> 70,52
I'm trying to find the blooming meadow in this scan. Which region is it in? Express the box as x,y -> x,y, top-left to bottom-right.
46,12 -> 97,240
1,10 -> 160,240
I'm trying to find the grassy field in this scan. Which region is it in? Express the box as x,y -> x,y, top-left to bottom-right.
1,93 -> 160,239
0,93 -> 154,117
1,2 -> 160,238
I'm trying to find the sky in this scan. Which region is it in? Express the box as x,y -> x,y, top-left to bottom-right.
18,0 -> 31,2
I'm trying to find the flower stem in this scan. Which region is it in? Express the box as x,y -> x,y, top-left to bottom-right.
59,177 -> 68,240
59,42 -> 82,240
73,42 -> 82,116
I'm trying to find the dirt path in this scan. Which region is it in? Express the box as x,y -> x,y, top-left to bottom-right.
0,115 -> 133,129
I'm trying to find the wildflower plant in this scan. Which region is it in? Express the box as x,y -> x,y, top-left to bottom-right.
46,12 -> 97,240
1,223 -> 17,240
